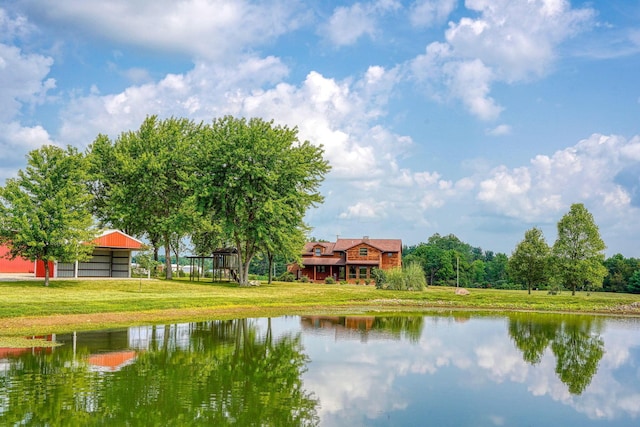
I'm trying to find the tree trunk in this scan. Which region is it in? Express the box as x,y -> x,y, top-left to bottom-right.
44,261 -> 50,287
267,251 -> 273,284
152,236 -> 160,277
164,236 -> 172,280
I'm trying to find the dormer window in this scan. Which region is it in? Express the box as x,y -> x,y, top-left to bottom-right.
359,247 -> 368,256
314,248 -> 321,256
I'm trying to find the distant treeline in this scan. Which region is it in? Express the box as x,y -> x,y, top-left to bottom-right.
403,233 -> 640,293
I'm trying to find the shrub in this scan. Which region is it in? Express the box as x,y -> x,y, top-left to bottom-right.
355,279 -> 360,285
299,275 -> 310,283
385,267 -> 405,290
277,271 -> 295,282
340,280 -> 348,285
372,268 -> 386,289
403,262 -> 426,291
364,279 -> 371,286
379,263 -> 426,291
325,276 -> 336,284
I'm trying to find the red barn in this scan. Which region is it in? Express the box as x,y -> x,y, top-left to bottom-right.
0,245 -> 35,273
1,230 -> 144,278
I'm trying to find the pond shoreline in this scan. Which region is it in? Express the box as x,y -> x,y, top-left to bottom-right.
3,300 -> 640,339
2,279 -> 640,337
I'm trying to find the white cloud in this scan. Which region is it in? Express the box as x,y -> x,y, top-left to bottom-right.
320,0 -> 401,46
410,0 -> 456,28
476,134 -> 639,223
409,0 -> 594,119
486,124 -> 511,136
339,200 -> 389,220
16,0 -> 304,60
0,8 -> 34,41
0,43 -> 55,121
0,11 -> 56,183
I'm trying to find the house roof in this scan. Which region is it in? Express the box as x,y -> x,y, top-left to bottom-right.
300,257 -> 346,266
303,238 -> 402,255
92,230 -> 145,250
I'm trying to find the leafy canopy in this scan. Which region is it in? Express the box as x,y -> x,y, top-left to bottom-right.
0,145 -> 95,285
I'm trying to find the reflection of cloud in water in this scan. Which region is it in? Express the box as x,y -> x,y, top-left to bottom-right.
304,353 -> 407,424
296,316 -> 640,424
474,320 -> 640,421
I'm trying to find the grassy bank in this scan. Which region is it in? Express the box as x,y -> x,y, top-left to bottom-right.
1,278 -> 639,337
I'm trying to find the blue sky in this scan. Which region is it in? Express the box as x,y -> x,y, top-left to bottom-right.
2,0 -> 640,256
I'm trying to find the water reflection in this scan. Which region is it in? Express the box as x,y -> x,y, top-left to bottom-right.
0,320 -> 319,426
508,314 -> 605,394
1,314 -> 639,426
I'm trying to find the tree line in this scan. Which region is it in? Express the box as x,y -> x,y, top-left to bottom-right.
0,115 -> 330,285
404,203 -> 640,294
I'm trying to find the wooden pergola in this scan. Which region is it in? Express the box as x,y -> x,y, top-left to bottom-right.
186,248 -> 239,283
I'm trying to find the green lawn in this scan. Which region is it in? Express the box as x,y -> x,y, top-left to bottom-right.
1,278 -> 639,337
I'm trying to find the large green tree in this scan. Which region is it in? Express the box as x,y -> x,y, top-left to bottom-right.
194,116 -> 329,285
89,116 -> 199,279
552,203 -> 607,295
0,145 -> 95,286
509,227 -> 551,294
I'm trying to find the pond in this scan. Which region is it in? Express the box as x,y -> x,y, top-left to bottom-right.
1,313 -> 639,426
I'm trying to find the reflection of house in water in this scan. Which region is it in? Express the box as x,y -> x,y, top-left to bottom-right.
88,350 -> 137,372
0,337 -> 56,373
301,316 -> 397,343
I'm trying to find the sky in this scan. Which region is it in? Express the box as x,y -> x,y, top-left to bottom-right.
1,0 -> 640,257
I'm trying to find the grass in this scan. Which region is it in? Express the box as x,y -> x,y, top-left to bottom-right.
1,278 -> 639,337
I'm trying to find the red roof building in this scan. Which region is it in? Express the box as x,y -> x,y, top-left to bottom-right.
288,237 -> 402,283
0,245 -> 35,274
0,230 -> 144,279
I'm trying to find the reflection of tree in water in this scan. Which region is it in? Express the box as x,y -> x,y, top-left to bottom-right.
0,319 -> 319,426
552,318 -> 604,395
372,316 -> 424,343
508,314 -> 559,365
508,314 -> 604,395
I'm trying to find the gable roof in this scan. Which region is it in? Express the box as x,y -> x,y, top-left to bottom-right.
92,230 -> 145,250
303,238 -> 401,255
333,238 -> 402,253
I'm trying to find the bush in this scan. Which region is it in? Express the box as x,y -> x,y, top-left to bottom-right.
277,271 -> 295,282
340,280 -> 348,285
372,268 -> 386,289
385,267 -> 405,290
379,263 -> 426,291
403,263 -> 426,291
299,275 -> 310,283
325,276 -> 336,284
364,279 -> 371,286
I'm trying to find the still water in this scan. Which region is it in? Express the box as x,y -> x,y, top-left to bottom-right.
1,313 -> 639,426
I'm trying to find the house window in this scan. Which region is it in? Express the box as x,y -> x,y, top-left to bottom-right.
314,248 -> 321,256
387,252 -> 393,257
349,266 -> 357,279
359,247 -> 368,256
317,266 -> 326,273
359,266 -> 368,279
